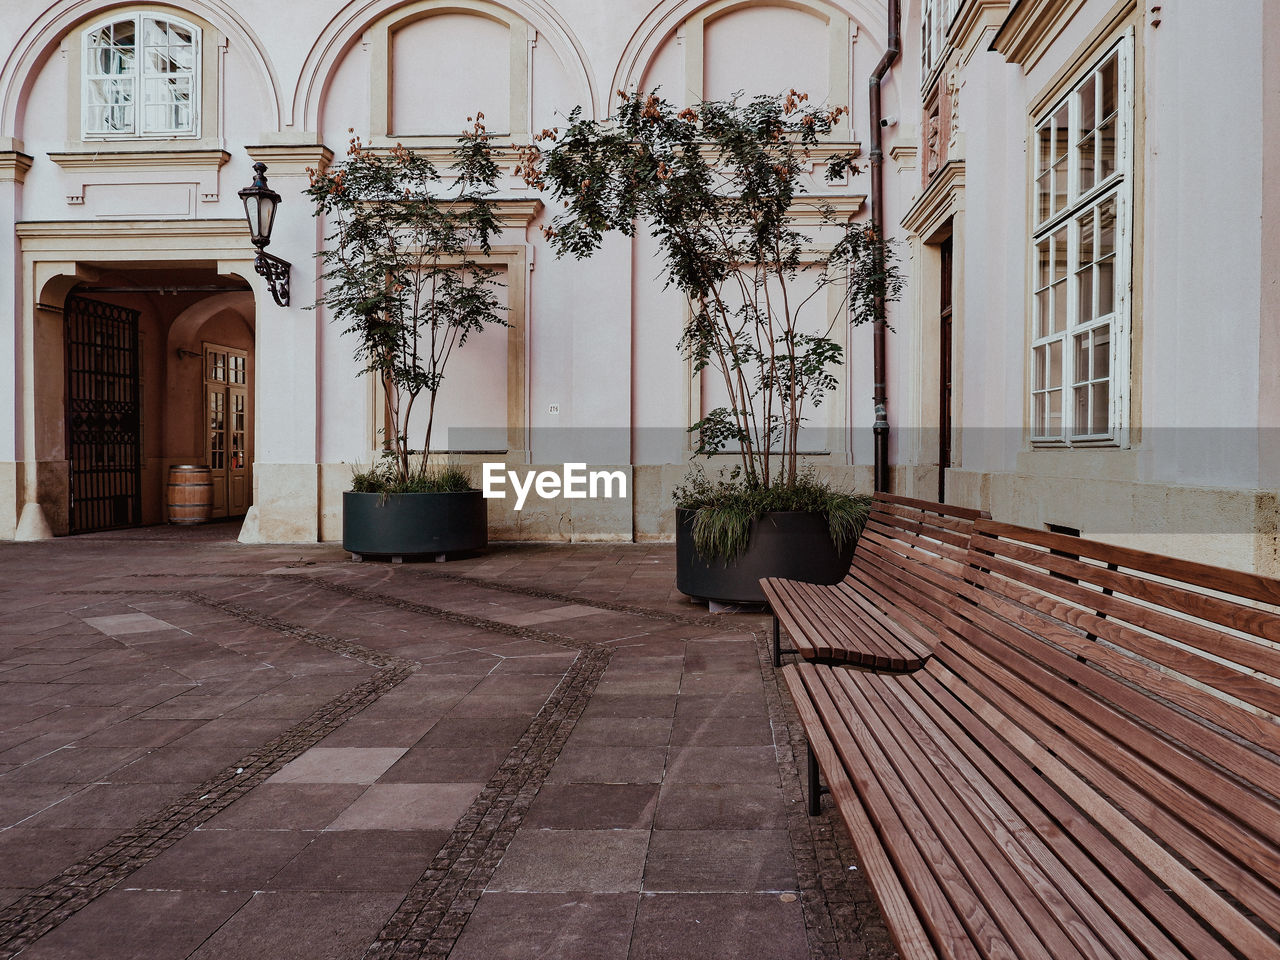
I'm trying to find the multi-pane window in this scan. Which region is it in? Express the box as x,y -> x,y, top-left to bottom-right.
82,14 -> 200,139
1031,39 -> 1130,443
921,0 -> 959,83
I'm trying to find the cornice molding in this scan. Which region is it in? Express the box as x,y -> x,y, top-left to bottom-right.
788,195 -> 867,225
991,0 -> 1089,70
0,151 -> 34,184
48,149 -> 233,205
902,160 -> 966,239
950,1 -> 1012,65
244,144 -> 335,177
16,219 -> 250,257
889,143 -> 918,171
48,149 -> 231,170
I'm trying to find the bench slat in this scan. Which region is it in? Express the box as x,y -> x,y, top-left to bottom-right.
973,519 -> 1280,608
781,665 -> 964,960
933,616 -> 1280,957
966,546 -> 1280,722
828,667 -> 1124,960
896,671 -> 1214,960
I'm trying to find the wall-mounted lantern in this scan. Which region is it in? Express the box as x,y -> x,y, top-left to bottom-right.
238,161 -> 291,306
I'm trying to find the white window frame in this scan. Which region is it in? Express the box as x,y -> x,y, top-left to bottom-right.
921,0 -> 959,86
81,13 -> 201,141
1030,35 -> 1133,447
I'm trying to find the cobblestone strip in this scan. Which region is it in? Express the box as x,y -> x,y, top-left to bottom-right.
364,646 -> 611,959
0,663 -> 413,960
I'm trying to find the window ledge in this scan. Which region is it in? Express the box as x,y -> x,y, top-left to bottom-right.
49,148 -> 230,170
47,148 -> 232,206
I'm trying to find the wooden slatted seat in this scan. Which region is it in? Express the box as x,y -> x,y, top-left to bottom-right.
761,493 -> 990,669
783,517 -> 1280,960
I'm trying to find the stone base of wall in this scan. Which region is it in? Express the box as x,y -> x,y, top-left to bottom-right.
944,468 -> 1280,577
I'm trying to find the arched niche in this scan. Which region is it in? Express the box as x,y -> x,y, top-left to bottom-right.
0,0 -> 281,139
302,0 -> 597,146
615,0 -> 887,142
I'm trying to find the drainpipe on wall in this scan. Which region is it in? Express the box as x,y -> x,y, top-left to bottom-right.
868,0 -> 900,494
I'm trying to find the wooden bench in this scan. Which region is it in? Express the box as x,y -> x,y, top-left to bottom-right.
783,518 -> 1280,960
761,493 -> 990,670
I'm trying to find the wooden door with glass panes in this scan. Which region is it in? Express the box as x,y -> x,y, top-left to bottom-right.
203,343 -> 251,518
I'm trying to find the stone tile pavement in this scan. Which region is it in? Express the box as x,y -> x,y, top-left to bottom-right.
0,524 -> 896,959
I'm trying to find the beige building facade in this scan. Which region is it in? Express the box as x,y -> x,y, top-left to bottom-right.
2,0 -> 1276,574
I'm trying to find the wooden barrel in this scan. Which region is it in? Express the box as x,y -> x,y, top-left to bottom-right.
167,465 -> 213,525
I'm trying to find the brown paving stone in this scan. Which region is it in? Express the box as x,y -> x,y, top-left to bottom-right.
629,893 -> 810,960
377,745 -> 508,783
125,828 -> 315,892
187,890 -> 404,960
488,829 -> 650,893
669,715 -> 774,746
664,746 -> 781,784
16,889 -> 253,960
565,717 -> 672,746
267,746 -> 409,784
314,715 -> 438,747
0,745 -> 147,783
644,829 -> 797,892
0,782 -> 81,828
414,716 -> 531,747
111,743 -> 248,784
546,744 -> 668,784
579,694 -> 678,719
449,892 -> 638,960
674,692 -> 767,718
324,782 -> 485,831
0,826 -> 121,887
653,782 -> 791,830
443,694 -> 549,718
268,829 -> 450,891
525,783 -> 660,830
203,783 -> 369,830
71,717 -> 204,748
23,781 -> 198,829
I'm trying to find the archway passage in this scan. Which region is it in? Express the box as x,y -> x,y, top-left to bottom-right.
53,269 -> 256,534
65,294 -> 143,533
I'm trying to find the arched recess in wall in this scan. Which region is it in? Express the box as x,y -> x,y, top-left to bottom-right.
294,0 -> 597,137
612,0 -> 886,136
0,0 -> 282,138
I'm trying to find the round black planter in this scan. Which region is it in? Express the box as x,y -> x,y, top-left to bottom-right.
675,507 -> 856,604
343,490 -> 487,560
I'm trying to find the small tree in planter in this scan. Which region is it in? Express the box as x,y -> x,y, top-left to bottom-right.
521,90 -> 903,600
308,120 -> 507,559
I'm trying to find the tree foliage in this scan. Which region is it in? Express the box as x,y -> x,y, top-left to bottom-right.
307,120 -> 507,488
521,89 -> 903,489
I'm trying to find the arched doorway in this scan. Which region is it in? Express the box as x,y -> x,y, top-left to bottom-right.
58,274 -> 255,534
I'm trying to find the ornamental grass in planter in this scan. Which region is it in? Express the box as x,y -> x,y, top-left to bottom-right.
521,89 -> 902,601
307,119 -> 506,559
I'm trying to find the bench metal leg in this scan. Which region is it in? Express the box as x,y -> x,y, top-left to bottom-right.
772,615 -> 796,667
807,742 -> 822,816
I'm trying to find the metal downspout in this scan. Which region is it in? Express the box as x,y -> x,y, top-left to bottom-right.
869,0 -> 901,493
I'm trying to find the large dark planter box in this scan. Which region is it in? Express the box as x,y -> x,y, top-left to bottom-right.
675,507 -> 856,604
343,490 -> 487,560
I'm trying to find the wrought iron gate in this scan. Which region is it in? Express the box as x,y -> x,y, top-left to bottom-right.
65,295 -> 142,533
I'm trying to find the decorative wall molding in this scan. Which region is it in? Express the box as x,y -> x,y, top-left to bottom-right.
902,159 -> 965,240
48,148 -> 232,205
991,0 -> 1090,70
